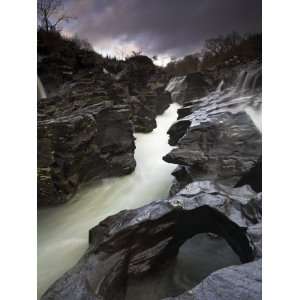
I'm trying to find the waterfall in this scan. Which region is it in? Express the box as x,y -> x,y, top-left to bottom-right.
165,76 -> 187,102
216,80 -> 224,92
245,106 -> 262,132
172,63 -> 262,133
234,65 -> 262,132
240,67 -> 262,93
38,76 -> 47,99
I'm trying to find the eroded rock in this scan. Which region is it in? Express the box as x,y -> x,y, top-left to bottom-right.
37,32 -> 172,205
164,62 -> 262,194
38,101 -> 136,206
164,259 -> 262,300
41,181 -> 261,300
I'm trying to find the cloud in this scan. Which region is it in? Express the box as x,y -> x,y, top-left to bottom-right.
63,0 -> 261,58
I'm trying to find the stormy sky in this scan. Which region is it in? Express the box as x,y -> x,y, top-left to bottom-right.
63,0 -> 261,65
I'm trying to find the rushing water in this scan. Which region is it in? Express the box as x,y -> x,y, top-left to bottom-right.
37,76 -> 47,99
37,103 -> 180,298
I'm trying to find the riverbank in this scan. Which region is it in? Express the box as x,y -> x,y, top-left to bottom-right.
37,103 -> 180,298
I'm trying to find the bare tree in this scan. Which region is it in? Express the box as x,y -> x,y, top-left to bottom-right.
204,32 -> 242,57
37,0 -> 74,32
131,50 -> 143,57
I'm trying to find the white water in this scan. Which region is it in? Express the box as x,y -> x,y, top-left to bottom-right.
245,106 -> 262,132
38,76 -> 47,99
37,104 -> 180,298
165,76 -> 186,102
170,64 -> 262,134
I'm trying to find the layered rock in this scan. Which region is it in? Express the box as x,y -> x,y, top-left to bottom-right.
158,62 -> 262,299
38,101 -> 136,206
166,72 -> 215,105
41,181 -> 261,300
166,60 -> 261,105
116,55 -> 172,132
164,62 -> 262,194
38,31 -> 172,133
37,32 -> 172,205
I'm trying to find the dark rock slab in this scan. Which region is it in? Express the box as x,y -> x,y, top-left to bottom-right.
164,259 -> 262,300
38,35 -> 172,205
41,181 -> 261,300
164,63 -> 262,194
164,110 -> 261,188
166,72 -> 215,105
38,101 -> 136,206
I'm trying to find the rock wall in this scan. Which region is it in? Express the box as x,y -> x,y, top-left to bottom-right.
164,62 -> 262,194
37,32 -> 172,205
38,101 -> 136,206
38,49 -> 262,299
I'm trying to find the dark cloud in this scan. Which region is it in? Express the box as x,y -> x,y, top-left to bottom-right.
63,0 -> 261,59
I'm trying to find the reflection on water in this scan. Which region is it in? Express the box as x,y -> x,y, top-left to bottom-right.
37,104 -> 180,298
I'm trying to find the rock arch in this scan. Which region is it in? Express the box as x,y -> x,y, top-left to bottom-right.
42,181 -> 260,300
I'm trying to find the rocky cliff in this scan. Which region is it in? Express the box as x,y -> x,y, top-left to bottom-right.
39,48 -> 262,299
164,62 -> 262,195
37,30 -> 171,205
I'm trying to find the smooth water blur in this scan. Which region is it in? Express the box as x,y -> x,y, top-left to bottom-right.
37,76 -> 47,99
37,104 -> 180,298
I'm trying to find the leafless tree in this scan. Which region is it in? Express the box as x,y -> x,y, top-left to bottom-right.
131,50 -> 143,57
204,32 -> 242,57
37,0 -> 74,32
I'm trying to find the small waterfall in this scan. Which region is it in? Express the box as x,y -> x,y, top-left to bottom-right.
165,76 -> 187,102
216,80 -> 224,92
179,63 -> 262,133
234,66 -> 262,94
38,76 -> 47,99
245,106 -> 262,132
240,67 -> 261,93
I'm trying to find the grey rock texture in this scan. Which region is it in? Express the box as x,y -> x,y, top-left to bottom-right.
41,181 -> 261,300
38,101 -> 136,206
164,62 -> 262,194
166,72 -> 215,105
37,32 -> 172,205
164,259 -> 262,300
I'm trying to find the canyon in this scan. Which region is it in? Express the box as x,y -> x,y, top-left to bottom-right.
38,30 -> 262,300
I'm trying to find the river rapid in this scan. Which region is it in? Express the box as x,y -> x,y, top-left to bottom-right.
37,103 -> 180,298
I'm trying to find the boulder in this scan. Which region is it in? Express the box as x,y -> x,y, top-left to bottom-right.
164,259 -> 261,300
41,181 -> 261,300
166,72 -> 215,104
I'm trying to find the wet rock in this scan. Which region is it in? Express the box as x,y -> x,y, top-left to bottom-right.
166,72 -> 215,104
164,63 -> 262,193
164,110 -> 261,190
37,33 -> 172,205
38,102 -> 136,206
164,259 -> 262,300
117,56 -> 172,132
41,181 -> 261,300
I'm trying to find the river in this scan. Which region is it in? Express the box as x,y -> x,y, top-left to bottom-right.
37,103 -> 180,298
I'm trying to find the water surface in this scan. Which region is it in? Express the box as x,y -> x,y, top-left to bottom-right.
37,104 -> 180,298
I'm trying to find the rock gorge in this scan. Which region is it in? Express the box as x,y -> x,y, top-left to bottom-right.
37,31 -> 172,206
40,57 -> 262,300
